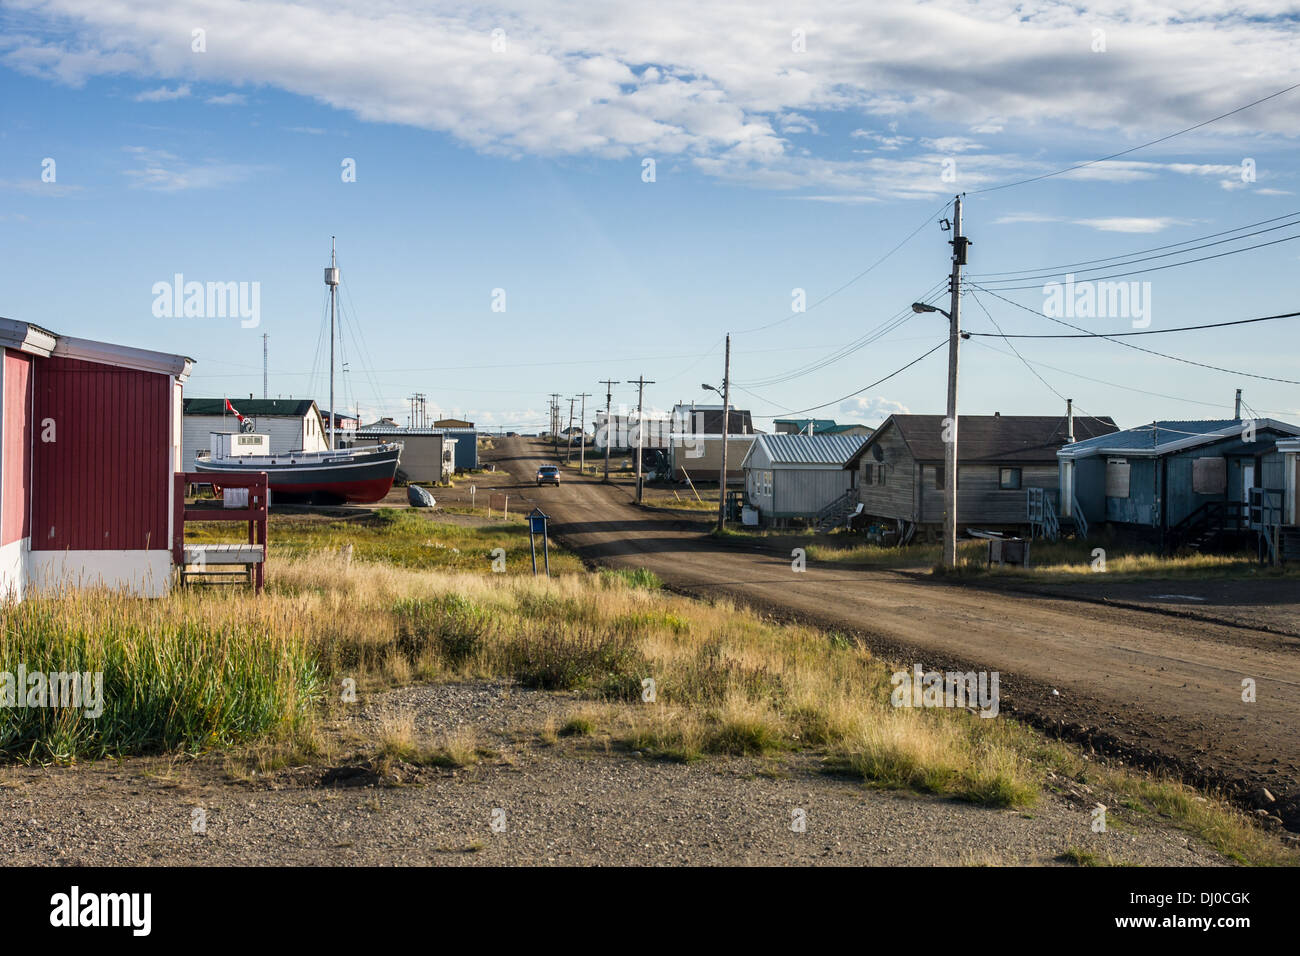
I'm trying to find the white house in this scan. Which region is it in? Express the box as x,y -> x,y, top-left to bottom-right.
182,398 -> 327,471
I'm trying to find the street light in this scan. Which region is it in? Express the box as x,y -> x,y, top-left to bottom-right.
912,302 -> 948,317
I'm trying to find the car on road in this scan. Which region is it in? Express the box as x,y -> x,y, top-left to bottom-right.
536,465 -> 561,486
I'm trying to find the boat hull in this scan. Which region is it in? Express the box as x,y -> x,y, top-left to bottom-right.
194,444 -> 402,504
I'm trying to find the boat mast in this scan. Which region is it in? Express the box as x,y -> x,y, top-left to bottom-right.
325,237 -> 339,451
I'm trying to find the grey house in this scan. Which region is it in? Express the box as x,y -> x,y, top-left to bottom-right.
741,433 -> 868,525
1058,418 -> 1300,550
846,413 -> 1118,539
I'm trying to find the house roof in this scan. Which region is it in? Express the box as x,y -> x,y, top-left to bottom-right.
184,398 -> 318,418
745,433 -> 868,467
847,414 -> 1119,467
1059,419 -> 1300,459
774,418 -> 837,431
0,317 -> 193,380
355,426 -> 456,439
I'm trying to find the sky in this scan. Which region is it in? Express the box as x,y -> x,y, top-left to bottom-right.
2,0 -> 1300,432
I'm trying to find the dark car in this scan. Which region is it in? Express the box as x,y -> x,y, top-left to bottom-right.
536,465 -> 560,486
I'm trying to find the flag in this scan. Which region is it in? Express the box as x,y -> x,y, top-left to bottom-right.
225,398 -> 247,424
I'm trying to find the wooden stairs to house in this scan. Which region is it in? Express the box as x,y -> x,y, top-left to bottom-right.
813,489 -> 858,533
1026,487 -> 1088,542
1167,499 -> 1250,555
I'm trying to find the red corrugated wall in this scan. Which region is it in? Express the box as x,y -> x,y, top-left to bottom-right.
2,349 -> 33,546
32,356 -> 171,551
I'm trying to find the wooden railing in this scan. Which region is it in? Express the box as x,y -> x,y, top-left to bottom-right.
1026,487 -> 1059,540
172,472 -> 269,593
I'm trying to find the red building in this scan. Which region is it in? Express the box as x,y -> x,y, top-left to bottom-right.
0,318 -> 192,598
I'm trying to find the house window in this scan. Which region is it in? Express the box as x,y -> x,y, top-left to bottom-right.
1192,456 -> 1227,494
763,471 -> 773,496
925,464 -> 944,490
999,467 -> 1022,490
861,463 -> 873,486
1106,458 -> 1130,499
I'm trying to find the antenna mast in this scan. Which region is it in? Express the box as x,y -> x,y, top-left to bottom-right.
324,238 -> 340,450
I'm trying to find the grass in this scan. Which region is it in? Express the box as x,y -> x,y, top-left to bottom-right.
716,525 -> 1297,581
187,507 -> 585,576
1,512 -> 1294,865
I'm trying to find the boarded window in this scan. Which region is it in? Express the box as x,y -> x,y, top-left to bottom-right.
1192,456 -> 1227,494
1106,458 -> 1130,498
877,464 -> 887,487
999,467 -> 1022,490
925,464 -> 944,489
861,464 -> 873,486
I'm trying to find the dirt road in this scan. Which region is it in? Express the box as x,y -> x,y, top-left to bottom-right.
490,438 -> 1300,824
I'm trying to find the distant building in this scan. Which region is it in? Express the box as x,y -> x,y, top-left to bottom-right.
182,398 -> 327,472
434,417 -> 474,429
671,403 -> 753,435
353,427 -> 455,484
774,418 -> 872,437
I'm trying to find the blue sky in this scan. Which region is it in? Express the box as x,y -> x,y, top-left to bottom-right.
2,0 -> 1300,430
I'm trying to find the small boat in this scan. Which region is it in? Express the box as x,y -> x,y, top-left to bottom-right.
194,240 -> 402,504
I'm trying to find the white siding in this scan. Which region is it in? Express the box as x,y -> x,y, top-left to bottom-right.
182,413 -> 325,471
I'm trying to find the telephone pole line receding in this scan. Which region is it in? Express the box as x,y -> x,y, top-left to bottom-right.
549,393 -> 561,448
565,397 -> 577,462
943,195 -> 968,569
631,375 -> 655,503
599,379 -> 619,482
262,333 -> 268,399
575,392 -> 592,475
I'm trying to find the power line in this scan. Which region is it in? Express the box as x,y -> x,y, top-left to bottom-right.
964,308 -> 1300,338
968,290 -> 1067,402
735,197 -> 954,335
971,81 -> 1300,195
747,339 -> 948,417
972,209 -> 1300,278
976,231 -> 1300,290
971,284 -> 1300,386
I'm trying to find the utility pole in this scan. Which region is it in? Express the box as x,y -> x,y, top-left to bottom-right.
565,397 -> 577,462
599,379 -> 619,482
262,333 -> 268,399
716,334 -> 731,533
549,393 -> 561,448
575,392 -> 592,475
631,375 -> 655,503
942,195 -> 967,569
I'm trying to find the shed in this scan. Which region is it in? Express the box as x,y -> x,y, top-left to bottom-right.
353,426 -> 454,484
667,434 -> 756,484
439,427 -> 479,470
183,398 -> 326,471
741,433 -> 867,523
846,413 -> 1118,537
1058,419 -> 1300,546
0,317 -> 192,599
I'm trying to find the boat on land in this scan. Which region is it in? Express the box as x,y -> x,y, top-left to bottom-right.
194,241 -> 402,504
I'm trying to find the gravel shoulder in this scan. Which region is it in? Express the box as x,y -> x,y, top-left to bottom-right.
0,681 -> 1232,867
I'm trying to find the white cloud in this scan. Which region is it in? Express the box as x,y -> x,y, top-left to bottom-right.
1074,216 -> 1191,233
122,145 -> 265,191
206,92 -> 246,105
134,83 -> 189,102
841,396 -> 909,422
3,0 -> 1299,202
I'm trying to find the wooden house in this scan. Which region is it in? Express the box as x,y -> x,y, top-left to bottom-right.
1058,419 -> 1300,549
846,413 -> 1118,539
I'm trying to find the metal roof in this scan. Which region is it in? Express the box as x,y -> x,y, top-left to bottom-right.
353,426 -> 471,437
848,414 -> 1118,467
185,398 -> 317,417
748,433 -> 868,466
1059,419 -> 1300,459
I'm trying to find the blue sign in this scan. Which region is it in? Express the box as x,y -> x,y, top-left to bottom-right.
528,508 -> 548,534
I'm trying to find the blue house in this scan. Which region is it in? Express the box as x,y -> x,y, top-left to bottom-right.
1058,419 -> 1300,550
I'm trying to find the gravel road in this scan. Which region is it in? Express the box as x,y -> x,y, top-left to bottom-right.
489,438 -> 1300,827
0,681 -> 1230,866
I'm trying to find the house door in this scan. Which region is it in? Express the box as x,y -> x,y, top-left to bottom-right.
1242,463 -> 1255,505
